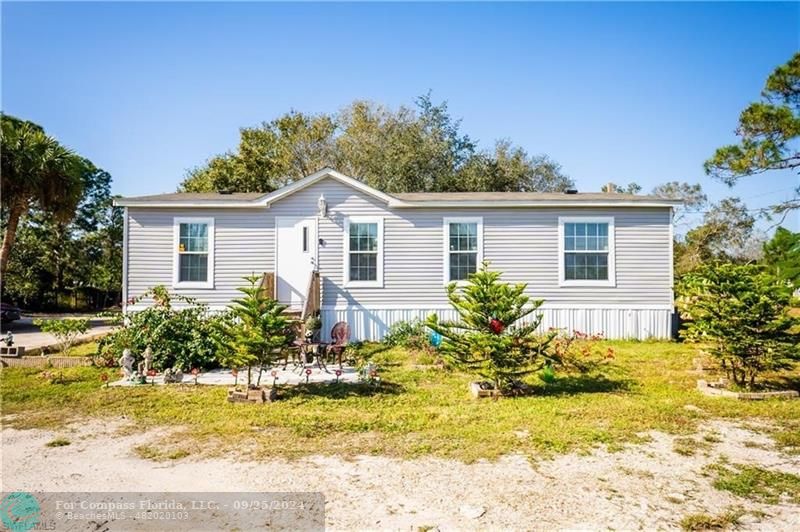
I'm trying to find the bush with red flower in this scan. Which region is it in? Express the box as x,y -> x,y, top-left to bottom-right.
427,261 -> 601,393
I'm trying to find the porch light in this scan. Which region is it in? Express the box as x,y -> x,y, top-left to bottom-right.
318,194 -> 328,217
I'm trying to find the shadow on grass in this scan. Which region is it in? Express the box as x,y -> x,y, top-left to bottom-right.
761,374 -> 800,392
280,380 -> 405,400
534,373 -> 634,396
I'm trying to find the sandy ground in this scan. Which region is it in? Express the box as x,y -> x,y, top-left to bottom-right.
2,418 -> 799,531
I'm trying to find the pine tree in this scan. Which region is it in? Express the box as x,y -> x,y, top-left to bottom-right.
214,275 -> 295,387
426,262 -> 556,391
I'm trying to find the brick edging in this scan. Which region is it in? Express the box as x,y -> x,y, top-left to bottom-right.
697,379 -> 799,400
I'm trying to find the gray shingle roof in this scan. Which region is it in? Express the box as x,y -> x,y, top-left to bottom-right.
119,190 -> 674,204
119,192 -> 266,202
392,192 -> 667,202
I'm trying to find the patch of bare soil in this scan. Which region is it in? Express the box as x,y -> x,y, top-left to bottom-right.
2,418 -> 799,530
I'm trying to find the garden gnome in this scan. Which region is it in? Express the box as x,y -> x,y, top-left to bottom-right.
119,349 -> 135,379
138,346 -> 153,374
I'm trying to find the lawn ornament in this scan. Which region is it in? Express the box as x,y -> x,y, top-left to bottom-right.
429,331 -> 442,348
119,349 -> 135,380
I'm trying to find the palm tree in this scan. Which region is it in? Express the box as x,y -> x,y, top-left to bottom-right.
1,115 -> 86,281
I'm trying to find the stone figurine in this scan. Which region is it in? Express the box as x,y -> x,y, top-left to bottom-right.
164,367 -> 184,383
119,349 -> 135,379
138,346 -> 153,374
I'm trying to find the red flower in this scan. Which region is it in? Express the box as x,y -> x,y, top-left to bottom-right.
489,318 -> 505,334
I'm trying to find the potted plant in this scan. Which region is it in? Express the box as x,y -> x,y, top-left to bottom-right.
303,315 -> 322,343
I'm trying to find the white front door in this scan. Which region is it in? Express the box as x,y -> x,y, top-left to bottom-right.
276,217 -> 317,310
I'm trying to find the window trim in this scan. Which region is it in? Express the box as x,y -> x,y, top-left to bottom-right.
343,216 -> 384,288
443,216 -> 484,284
558,216 -> 615,287
173,217 -> 215,289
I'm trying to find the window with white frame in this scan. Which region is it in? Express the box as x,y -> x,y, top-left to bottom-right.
559,217 -> 615,286
444,217 -> 483,282
173,217 -> 214,288
345,217 -> 383,286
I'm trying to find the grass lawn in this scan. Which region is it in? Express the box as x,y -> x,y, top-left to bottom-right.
64,341 -> 101,357
2,341 -> 799,462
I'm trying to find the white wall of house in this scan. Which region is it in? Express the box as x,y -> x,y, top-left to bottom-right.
125,177 -> 674,340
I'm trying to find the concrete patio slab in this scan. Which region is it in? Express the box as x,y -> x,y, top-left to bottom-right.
109,364 -> 360,387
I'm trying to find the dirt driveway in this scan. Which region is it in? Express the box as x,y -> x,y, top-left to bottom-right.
2,418 -> 798,530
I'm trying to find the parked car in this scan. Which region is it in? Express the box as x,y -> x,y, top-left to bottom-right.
1,303 -> 22,324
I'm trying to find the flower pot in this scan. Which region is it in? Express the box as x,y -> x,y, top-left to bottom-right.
469,381 -> 502,399
226,385 -> 277,404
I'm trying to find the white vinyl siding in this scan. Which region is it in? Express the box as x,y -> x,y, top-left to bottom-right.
125,177 -> 673,339
173,217 -> 214,289
127,209 -> 270,308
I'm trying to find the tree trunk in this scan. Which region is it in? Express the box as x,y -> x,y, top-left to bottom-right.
0,203 -> 24,283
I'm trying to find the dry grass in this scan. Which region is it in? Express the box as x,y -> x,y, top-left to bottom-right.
3,341 -> 800,462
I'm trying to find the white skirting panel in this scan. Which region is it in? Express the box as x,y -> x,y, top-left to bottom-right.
321,306 -> 673,342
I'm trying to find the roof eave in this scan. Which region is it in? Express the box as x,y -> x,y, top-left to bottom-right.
113,199 -> 270,208
391,200 -> 681,208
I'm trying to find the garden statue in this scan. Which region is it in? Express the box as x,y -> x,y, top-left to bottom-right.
163,367 -> 184,383
119,349 -> 135,379
138,346 -> 153,374
2,331 -> 14,347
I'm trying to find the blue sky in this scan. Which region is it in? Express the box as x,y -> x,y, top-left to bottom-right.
2,1 -> 798,231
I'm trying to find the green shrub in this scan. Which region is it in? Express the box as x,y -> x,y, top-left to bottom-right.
383,319 -> 431,350
426,262 -> 560,391
33,318 -> 89,356
97,287 -> 223,371
212,275 -> 295,387
677,262 -> 800,388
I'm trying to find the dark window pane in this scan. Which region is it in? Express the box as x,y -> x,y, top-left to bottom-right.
449,252 -> 477,281
179,254 -> 208,282
350,223 -> 378,252
349,252 -> 377,281
564,222 -> 609,252
179,223 -> 208,252
564,253 -> 608,281
449,222 -> 478,251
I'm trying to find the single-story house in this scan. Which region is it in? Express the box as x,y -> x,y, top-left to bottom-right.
115,168 -> 679,341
